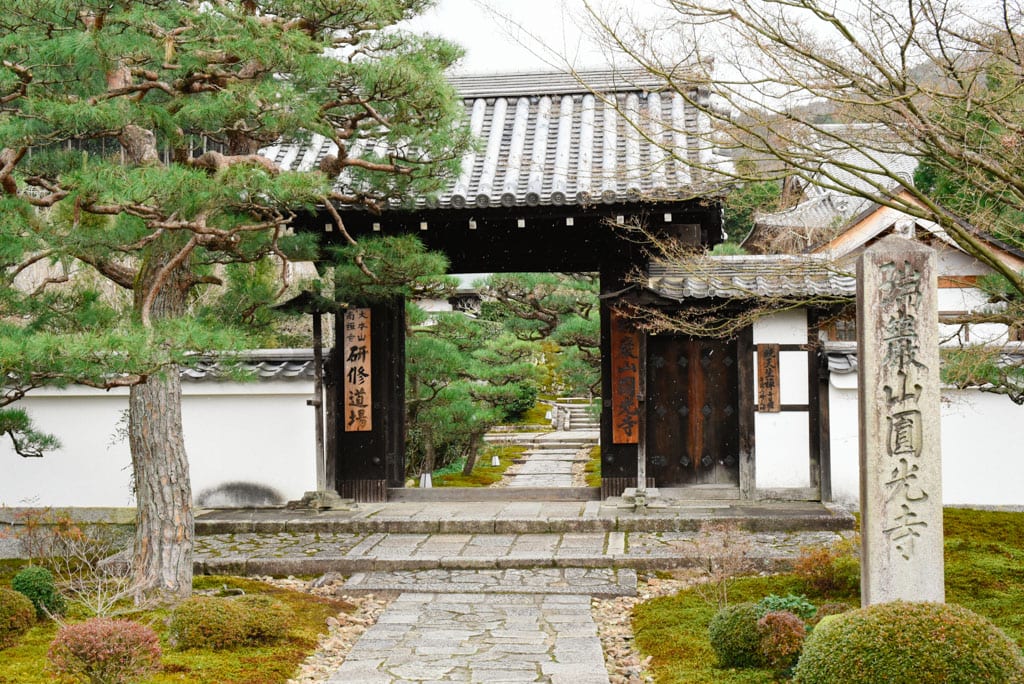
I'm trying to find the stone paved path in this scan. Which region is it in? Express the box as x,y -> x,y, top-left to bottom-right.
507,449 -> 581,488
326,592 -> 610,683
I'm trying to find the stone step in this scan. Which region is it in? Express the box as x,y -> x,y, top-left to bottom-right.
192,529 -> 852,577
195,500 -> 854,535
340,568 -> 637,597
384,487 -> 600,503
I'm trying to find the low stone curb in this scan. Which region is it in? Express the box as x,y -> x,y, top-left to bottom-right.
195,552 -> 799,576
195,511 -> 852,535
340,568 -> 638,598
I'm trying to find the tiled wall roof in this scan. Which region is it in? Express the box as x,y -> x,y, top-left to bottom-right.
180,350 -> 315,382
646,255 -> 856,300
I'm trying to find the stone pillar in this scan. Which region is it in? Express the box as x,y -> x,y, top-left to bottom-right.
857,236 -> 944,605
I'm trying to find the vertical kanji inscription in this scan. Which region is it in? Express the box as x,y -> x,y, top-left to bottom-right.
757,344 -> 781,412
343,308 -> 372,432
610,312 -> 640,444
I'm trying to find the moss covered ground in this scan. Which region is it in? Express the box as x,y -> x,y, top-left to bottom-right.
0,573 -> 350,684
430,444 -> 525,487
585,445 -> 601,488
633,507 -> 1024,683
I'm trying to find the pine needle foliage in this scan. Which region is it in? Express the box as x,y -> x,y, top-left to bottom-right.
1,0 -> 470,601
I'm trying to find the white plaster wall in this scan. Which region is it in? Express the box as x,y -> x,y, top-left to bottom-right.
752,311 -> 812,488
0,381 -> 316,508
828,374 -> 1024,506
755,412 -> 812,488
753,309 -> 807,344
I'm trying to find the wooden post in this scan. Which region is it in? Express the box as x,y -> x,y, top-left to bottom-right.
310,311 -> 326,491
636,333 -> 647,505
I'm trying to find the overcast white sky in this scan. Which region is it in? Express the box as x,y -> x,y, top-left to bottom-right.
406,0 -> 657,74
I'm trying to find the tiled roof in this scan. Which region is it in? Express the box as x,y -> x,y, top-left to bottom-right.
263,69 -> 730,210
180,349 -> 315,382
646,255 -> 855,300
756,194 -> 871,231
755,141 -> 918,232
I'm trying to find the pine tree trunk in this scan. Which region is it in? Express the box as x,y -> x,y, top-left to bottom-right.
461,429 -> 485,477
129,243 -> 194,603
129,370 -> 193,602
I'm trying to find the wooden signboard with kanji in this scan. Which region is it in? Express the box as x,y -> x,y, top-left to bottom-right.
343,308 -> 372,431
757,343 -> 780,412
610,312 -> 641,444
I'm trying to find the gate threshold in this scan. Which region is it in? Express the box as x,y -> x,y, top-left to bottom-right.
386,487 -> 601,502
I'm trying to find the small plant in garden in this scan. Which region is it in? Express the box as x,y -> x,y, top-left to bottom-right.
12,566 -> 65,618
48,618 -> 161,684
0,587 -> 35,649
690,521 -> 755,607
708,602 -> 764,668
792,601 -> 1024,683
808,602 -> 852,626
793,535 -> 860,598
5,507 -> 135,617
757,610 -> 806,675
755,593 -> 817,621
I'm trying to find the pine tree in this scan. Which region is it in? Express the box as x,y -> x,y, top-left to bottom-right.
1,0 -> 468,602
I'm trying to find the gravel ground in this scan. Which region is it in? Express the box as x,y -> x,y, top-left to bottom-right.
268,569 -> 704,683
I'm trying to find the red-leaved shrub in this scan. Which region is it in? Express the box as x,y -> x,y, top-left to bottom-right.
48,617 -> 161,684
757,610 -> 807,674
793,536 -> 860,598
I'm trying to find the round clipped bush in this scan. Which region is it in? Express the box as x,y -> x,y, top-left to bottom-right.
48,618 -> 161,684
757,610 -> 806,674
12,566 -> 65,619
793,601 -> 1024,684
234,594 -> 291,644
169,596 -> 249,650
0,587 -> 35,649
708,602 -> 764,668
169,594 -> 291,650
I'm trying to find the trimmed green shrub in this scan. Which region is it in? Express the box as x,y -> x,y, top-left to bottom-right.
169,594 -> 291,650
793,601 -> 1024,683
0,587 -> 35,649
12,566 -> 65,618
234,594 -> 291,644
756,593 -> 817,621
169,596 -> 249,650
757,610 -> 806,675
48,618 -> 161,684
708,602 -> 764,668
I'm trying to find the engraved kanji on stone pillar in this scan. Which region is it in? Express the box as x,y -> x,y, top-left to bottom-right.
857,235 -> 944,605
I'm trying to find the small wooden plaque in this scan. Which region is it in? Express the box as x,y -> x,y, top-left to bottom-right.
757,344 -> 780,412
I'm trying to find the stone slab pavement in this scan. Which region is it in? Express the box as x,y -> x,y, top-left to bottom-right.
326,592 -> 610,684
